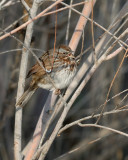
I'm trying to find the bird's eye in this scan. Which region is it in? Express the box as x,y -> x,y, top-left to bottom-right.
71,57 -> 75,60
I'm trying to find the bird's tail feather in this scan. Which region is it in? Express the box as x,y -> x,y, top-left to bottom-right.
16,87 -> 37,107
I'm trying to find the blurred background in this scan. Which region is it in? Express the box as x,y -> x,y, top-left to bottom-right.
0,0 -> 128,159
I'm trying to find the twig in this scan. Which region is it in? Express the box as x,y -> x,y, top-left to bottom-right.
56,121 -> 127,160
96,48 -> 127,124
61,1 -> 128,48
0,0 -> 20,10
58,108 -> 128,134
0,1 -> 86,36
52,4 -> 57,67
82,12 -> 128,58
0,48 -> 45,55
97,14 -> 128,58
65,0 -> 73,45
78,123 -> 128,137
20,0 -> 30,12
101,27 -> 128,61
0,0 -> 64,41
91,0 -> 96,63
0,0 -> 6,7
0,13 -> 28,36
54,137 -> 101,160
105,46 -> 124,60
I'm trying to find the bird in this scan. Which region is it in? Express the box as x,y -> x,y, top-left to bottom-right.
16,45 -> 80,107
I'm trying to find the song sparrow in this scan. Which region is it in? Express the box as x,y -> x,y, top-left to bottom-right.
16,45 -> 80,107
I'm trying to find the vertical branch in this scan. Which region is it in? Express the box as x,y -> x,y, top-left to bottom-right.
91,0 -> 96,63
65,0 -> 73,45
52,5 -> 58,67
69,0 -> 96,52
24,92 -> 57,160
14,0 -> 39,159
53,0 -> 96,115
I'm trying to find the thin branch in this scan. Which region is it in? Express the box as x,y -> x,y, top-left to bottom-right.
96,48 -> 128,124
0,0 -> 20,10
97,14 -> 128,58
105,46 -> 124,60
0,0 -> 6,7
20,0 -> 30,12
61,1 -> 128,48
52,5 -> 57,67
65,0 -> 73,45
78,123 -> 128,137
101,27 -> 128,61
106,48 -> 128,99
0,0 -> 64,41
91,0 -> 96,63
0,48 -> 45,55
82,12 -> 128,58
0,1 -> 86,36
54,137 -> 101,160
58,108 -> 128,135
56,121 -> 128,160
0,13 -> 28,36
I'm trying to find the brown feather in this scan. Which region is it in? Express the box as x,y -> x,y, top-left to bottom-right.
26,46 -> 70,79
16,45 -> 77,108
16,86 -> 37,107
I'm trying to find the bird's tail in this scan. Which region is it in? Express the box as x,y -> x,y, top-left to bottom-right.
16,86 -> 37,107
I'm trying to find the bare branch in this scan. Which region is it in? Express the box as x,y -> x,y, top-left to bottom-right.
58,108 -> 128,135
65,0 -> 73,45
14,0 -> 40,159
78,123 -> 128,137
0,0 -> 64,41
20,0 -> 30,12
61,1 -> 128,48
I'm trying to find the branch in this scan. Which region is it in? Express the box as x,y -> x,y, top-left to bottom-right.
58,108 -> 128,135
0,0 -> 64,41
0,1 -> 86,36
105,46 -> 124,60
61,1 -> 128,48
78,123 -> 128,137
54,1 -> 128,117
24,92 -> 57,160
14,0 -> 39,159
68,0 -> 96,51
20,0 -> 30,12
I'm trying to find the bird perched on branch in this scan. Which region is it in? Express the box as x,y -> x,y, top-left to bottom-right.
16,45 -> 80,107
